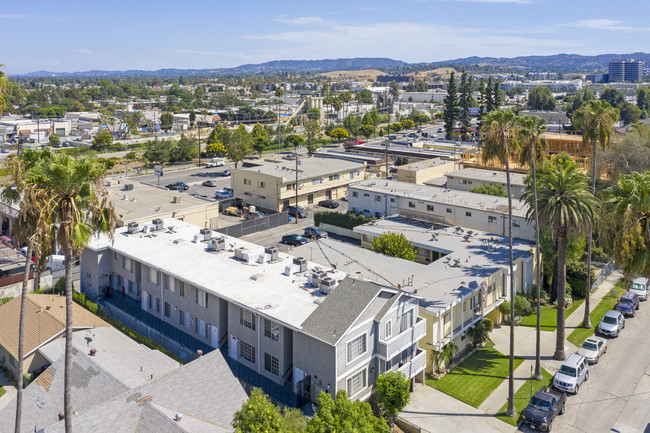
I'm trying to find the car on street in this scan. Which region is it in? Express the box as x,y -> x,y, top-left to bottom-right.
352,140 -> 365,145
597,310 -> 625,337
408,133 -> 418,138
281,234 -> 308,246
283,205 -> 308,218
615,291 -> 640,317
318,199 -> 339,208
437,127 -> 444,133
629,276 -> 648,301
1,147 -> 9,153
304,226 -> 328,239
205,159 -> 225,168
521,386 -> 566,432
215,187 -> 233,199
215,169 -> 231,177
202,180 -> 218,187
577,336 -> 608,364
166,182 -> 189,191
553,353 -> 589,394
388,135 -> 397,140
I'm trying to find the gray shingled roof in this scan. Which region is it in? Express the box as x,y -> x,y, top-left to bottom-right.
300,277 -> 385,346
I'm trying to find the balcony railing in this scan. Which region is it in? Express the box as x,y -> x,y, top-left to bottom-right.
397,348 -> 426,378
378,317 -> 426,358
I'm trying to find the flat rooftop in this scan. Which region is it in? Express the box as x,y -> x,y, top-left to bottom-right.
445,168 -> 527,186
397,158 -> 455,171
352,216 -> 534,314
236,154 -> 365,182
106,179 -> 215,224
350,179 -> 530,218
87,220 -> 346,329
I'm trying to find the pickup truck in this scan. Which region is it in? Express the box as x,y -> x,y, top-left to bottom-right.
520,386 -> 566,432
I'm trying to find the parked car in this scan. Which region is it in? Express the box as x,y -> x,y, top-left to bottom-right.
597,310 -> 625,337
205,159 -> 225,168
615,291 -> 640,317
408,133 -> 418,138
1,147 -> 9,153
215,187 -> 233,199
318,199 -> 339,209
437,127 -> 444,133
215,169 -> 231,177
281,234 -> 308,246
165,182 -> 189,191
629,276 -> 648,301
553,353 -> 589,394
521,386 -> 566,432
304,226 -> 328,239
577,336 -> 608,364
388,135 -> 397,140
352,140 -> 365,145
202,180 -> 218,187
283,205 -> 308,218
416,129 -> 423,133
340,195 -> 348,202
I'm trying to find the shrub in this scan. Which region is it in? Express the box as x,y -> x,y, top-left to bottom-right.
514,295 -> 533,316
313,211 -> 375,230
0,297 -> 13,306
566,260 -> 593,298
23,372 -> 33,388
498,301 -> 510,316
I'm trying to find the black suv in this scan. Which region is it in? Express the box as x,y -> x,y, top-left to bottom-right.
283,205 -> 308,218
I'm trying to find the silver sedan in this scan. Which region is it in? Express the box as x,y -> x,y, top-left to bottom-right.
577,336 -> 608,364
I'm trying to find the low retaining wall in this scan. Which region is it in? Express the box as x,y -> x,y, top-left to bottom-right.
319,223 -> 361,240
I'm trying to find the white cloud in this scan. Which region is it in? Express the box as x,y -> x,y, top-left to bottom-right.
567,19 -> 650,32
274,16 -> 328,26
72,48 -> 94,55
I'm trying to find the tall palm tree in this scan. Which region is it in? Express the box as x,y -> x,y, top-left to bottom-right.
517,115 -> 548,381
572,100 -> 619,328
480,108 -> 519,417
24,154 -> 117,433
2,149 -> 53,433
535,154 -> 597,360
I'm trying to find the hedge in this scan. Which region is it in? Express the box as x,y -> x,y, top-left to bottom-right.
313,211 -> 375,230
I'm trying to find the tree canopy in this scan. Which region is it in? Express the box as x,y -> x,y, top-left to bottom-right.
370,232 -> 416,261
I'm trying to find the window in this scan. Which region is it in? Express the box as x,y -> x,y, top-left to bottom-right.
117,275 -> 123,288
114,252 -> 118,260
347,334 -> 367,362
363,209 -> 370,214
385,321 -> 392,339
400,309 -> 413,333
287,183 -> 294,191
179,309 -> 190,328
197,289 -> 208,308
390,198 -> 396,203
258,181 -> 265,188
244,178 -> 251,185
375,195 -> 382,202
427,205 -> 434,211
512,220 -> 521,228
459,179 -> 467,185
240,340 -> 256,364
349,172 -> 354,179
240,309 -> 256,330
264,319 -> 280,341
264,353 -> 280,376
178,281 -> 191,299
164,274 -> 172,291
363,193 -> 370,197
123,256 -> 132,272
164,302 -> 172,318
446,208 -> 452,214
408,201 -> 415,208
329,175 -> 336,181
260,195 -> 266,199
148,295 -> 160,313
375,212 -> 382,218
352,191 -> 358,198
488,216 -> 497,224
149,267 -> 158,284
443,314 -> 450,325
465,211 -> 472,217
488,283 -> 496,295
244,192 -> 252,196
195,317 -> 208,338
346,369 -> 366,396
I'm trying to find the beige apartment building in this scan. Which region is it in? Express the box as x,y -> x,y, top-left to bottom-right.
231,155 -> 366,211
394,158 -> 456,184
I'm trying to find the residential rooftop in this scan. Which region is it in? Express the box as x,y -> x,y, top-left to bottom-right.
445,168 -> 527,186
236,154 -> 365,182
396,158 -> 455,171
87,219 -> 347,329
350,179 -> 530,218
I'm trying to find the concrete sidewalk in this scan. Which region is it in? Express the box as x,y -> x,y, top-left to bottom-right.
478,270 -> 623,415
0,370 -> 17,412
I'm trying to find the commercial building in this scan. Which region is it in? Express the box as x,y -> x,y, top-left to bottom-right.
609,59 -> 643,82
444,168 -> 527,199
231,155 -> 365,211
348,180 -> 535,241
394,159 -> 456,185
499,80 -> 582,92
80,219 -> 425,405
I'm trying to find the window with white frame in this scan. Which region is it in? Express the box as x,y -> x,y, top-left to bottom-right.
240,340 -> 255,364
240,308 -> 256,330
512,220 -> 521,228
164,302 -> 172,319
123,256 -> 132,272
197,289 -> 208,307
352,191 -> 358,197
400,309 -> 414,333
195,317 -> 208,338
244,178 -> 251,185
375,195 -> 381,202
178,281 -> 191,300
346,369 -> 366,396
264,353 -> 279,376
346,334 -> 367,362
264,319 -> 280,341
148,294 -> 160,313
179,309 -> 190,328
149,267 -> 158,284
488,216 -> 497,223
164,274 -> 172,291
385,321 -> 392,339
443,314 -> 450,325
427,205 -> 434,211
258,181 -> 265,188
465,211 -> 472,217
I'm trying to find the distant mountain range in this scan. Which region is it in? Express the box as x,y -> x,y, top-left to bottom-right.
16,53 -> 649,78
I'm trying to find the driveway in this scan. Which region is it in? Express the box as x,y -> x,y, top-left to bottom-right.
399,385 -> 514,433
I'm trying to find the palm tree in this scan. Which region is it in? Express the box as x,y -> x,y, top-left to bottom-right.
517,115 -> 548,381
534,154 -> 597,360
24,154 -> 117,433
572,100 -> 619,328
480,108 -> 519,417
2,149 -> 54,433
441,342 -> 458,371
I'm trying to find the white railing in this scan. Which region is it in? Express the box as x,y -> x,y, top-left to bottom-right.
378,317 -> 426,358
398,349 -> 426,378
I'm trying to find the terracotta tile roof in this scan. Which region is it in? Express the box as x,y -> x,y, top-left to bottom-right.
0,294 -> 109,360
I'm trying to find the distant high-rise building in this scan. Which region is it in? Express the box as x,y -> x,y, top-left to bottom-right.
608,59 -> 643,82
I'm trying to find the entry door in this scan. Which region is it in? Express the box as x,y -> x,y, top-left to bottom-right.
141,291 -> 148,312
211,325 -> 219,348
308,194 -> 314,205
326,189 -> 332,199
229,335 -> 238,361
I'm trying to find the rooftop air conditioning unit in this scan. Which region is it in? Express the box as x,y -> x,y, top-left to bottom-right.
173,195 -> 182,203
199,228 -> 211,241
152,218 -> 164,231
309,270 -> 326,287
207,237 -> 225,252
264,246 -> 279,261
127,222 -> 139,234
124,183 -> 134,191
320,277 -> 337,294
284,263 -> 300,276
293,257 -> 307,273
234,247 -> 247,260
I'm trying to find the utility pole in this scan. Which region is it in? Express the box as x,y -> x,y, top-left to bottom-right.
295,153 -> 299,224
197,115 -> 201,167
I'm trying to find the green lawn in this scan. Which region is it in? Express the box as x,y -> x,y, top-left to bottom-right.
495,368 -> 554,427
0,386 -> 5,398
519,299 -> 585,331
426,343 -> 524,408
567,281 -> 626,347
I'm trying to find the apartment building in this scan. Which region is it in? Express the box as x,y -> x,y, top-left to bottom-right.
348,180 -> 535,241
231,155 -> 366,211
394,159 -> 456,185
80,219 -> 424,405
444,168 -> 527,199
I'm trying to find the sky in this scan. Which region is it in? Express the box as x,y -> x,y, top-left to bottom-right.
1,0 -> 649,75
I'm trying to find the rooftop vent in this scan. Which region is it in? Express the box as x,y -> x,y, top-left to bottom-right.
152,218 -> 164,231
127,222 -> 139,234
199,228 -> 211,241
265,246 -> 279,261
124,183 -> 134,191
89,348 -> 96,357
293,257 -> 307,273
207,237 -> 225,252
320,277 -> 337,294
174,413 -> 183,422
173,195 -> 182,203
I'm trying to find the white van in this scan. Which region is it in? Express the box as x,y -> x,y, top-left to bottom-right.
45,255 -> 65,272
629,276 -> 648,301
